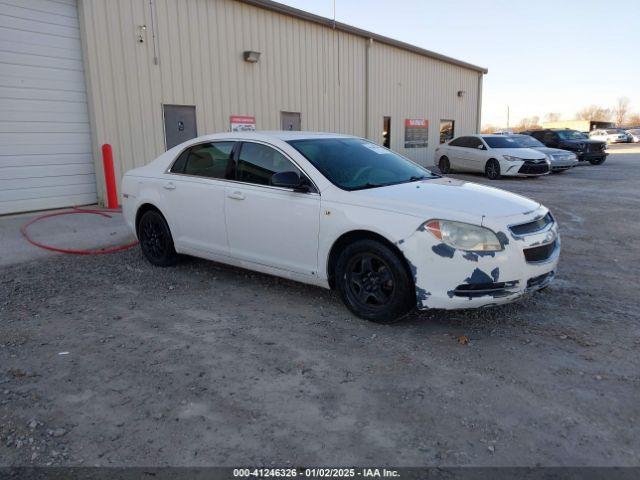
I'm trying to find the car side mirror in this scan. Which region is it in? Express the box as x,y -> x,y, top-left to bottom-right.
271,171 -> 309,192
477,144 -> 484,150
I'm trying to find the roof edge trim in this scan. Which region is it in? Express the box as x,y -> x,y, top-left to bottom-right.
236,0 -> 488,74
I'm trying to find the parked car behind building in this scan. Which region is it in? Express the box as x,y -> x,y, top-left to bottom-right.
521,129 -> 607,165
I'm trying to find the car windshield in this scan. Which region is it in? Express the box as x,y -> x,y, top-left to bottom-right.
287,138 -> 438,191
556,130 -> 586,140
483,136 -> 540,148
511,135 -> 545,148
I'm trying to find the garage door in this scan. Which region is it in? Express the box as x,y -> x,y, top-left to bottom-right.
0,0 -> 96,215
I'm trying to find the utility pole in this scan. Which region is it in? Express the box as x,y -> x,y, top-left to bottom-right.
507,105 -> 510,130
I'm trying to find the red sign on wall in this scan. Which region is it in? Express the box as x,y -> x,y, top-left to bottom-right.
405,119 -> 428,128
404,118 -> 429,148
230,115 -> 256,132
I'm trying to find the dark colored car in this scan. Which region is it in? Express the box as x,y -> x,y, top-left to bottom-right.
520,129 -> 607,165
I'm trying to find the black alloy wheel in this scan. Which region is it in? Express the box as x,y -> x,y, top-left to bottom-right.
138,210 -> 178,267
335,239 -> 414,323
485,159 -> 501,180
439,156 -> 451,174
346,253 -> 395,308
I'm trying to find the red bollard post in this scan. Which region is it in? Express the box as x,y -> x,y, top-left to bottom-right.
101,144 -> 118,209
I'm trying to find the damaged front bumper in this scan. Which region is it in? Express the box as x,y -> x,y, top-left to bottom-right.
399,208 -> 560,310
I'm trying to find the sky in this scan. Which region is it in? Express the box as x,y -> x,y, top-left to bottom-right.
275,0 -> 640,127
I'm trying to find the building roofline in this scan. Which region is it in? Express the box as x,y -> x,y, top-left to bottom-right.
236,0 -> 488,74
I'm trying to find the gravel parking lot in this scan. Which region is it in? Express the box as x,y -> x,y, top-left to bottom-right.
1,145 -> 639,467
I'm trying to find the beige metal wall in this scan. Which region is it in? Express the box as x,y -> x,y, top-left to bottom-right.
78,0 -> 482,203
367,41 -> 482,165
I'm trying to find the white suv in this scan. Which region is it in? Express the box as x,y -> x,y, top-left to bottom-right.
435,134 -> 551,179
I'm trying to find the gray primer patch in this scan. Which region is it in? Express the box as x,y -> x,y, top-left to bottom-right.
431,243 -> 455,258
463,251 -> 496,261
464,268 -> 493,285
491,267 -> 500,282
496,231 -> 510,246
462,252 -> 479,262
405,257 -> 431,307
407,258 -> 431,306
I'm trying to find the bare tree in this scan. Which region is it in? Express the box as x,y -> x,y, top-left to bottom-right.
627,113 -> 640,127
544,112 -> 561,123
514,116 -> 541,132
614,97 -> 631,126
576,105 -> 611,121
481,124 -> 498,134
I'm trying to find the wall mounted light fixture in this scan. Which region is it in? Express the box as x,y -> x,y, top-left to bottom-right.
137,25 -> 147,43
243,51 -> 261,63
457,90 -> 466,98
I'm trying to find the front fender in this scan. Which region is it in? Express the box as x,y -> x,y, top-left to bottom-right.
317,200 -> 423,280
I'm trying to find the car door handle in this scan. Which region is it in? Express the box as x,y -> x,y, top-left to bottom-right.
227,191 -> 245,200
163,182 -> 176,190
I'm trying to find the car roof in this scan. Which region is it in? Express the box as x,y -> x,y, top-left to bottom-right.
184,131 -> 356,143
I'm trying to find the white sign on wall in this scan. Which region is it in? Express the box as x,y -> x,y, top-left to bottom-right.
230,115 -> 256,132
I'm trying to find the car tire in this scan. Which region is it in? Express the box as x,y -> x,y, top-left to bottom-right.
335,239 -> 415,323
138,210 -> 178,267
438,156 -> 451,174
485,159 -> 501,180
589,157 -> 606,165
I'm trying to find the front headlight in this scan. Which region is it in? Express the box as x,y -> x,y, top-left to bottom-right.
423,220 -> 504,252
502,155 -> 523,162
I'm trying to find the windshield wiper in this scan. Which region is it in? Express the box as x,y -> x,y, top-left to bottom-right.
352,182 -> 385,190
352,175 -> 438,191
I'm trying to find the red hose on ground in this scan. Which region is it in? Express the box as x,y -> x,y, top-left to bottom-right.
20,207 -> 139,255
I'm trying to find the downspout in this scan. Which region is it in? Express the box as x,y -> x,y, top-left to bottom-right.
476,72 -> 483,133
365,38 -> 372,139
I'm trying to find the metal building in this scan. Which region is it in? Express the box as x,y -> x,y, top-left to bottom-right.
0,0 -> 487,214
542,120 -> 615,132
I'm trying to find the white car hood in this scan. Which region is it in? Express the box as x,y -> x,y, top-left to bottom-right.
335,177 -> 541,223
492,147 -> 547,160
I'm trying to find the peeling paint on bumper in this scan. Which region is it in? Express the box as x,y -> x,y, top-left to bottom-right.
399,208 -> 560,310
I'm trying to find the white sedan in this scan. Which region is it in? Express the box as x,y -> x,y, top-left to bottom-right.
435,134 -> 551,179
589,129 -> 629,143
122,132 -> 559,323
625,129 -> 640,143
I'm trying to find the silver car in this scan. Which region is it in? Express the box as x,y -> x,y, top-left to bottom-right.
513,134 -> 578,172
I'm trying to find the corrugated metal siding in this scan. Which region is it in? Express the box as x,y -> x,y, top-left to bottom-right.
367,41 -> 481,166
0,0 -> 97,214
78,0 -> 482,202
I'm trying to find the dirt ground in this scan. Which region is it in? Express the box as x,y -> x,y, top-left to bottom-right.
1,146 -> 639,467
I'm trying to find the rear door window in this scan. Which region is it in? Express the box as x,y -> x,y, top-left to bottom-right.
448,137 -> 466,147
182,142 -> 236,179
